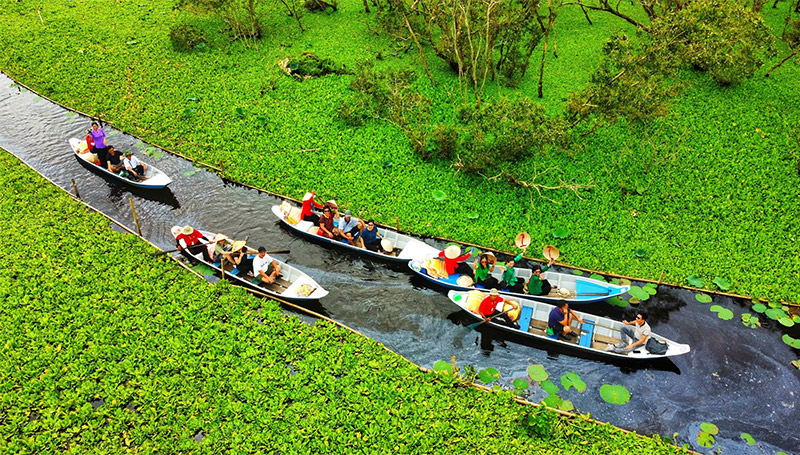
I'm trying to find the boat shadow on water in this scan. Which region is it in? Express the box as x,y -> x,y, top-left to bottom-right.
446,310 -> 682,374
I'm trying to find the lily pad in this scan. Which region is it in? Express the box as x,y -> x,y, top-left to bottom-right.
558,399 -> 574,412
571,270 -> 584,276
697,431 -> 715,448
695,293 -> 712,304
712,276 -> 731,291
541,394 -> 563,408
634,248 -> 646,258
619,278 -> 632,286
709,305 -> 734,320
751,303 -> 767,313
765,308 -> 787,321
551,227 -> 570,239
433,360 -> 452,374
782,334 -> 800,349
740,433 -> 755,445
589,273 -> 607,282
235,107 -> 245,118
560,372 -> 586,393
778,316 -> 795,327
741,313 -> 760,329
513,378 -> 529,390
183,108 -> 195,116
527,364 -> 548,382
477,367 -> 500,384
541,380 -> 559,395
700,422 -> 719,435
628,297 -> 641,305
610,278 -> 620,285
599,384 -> 630,405
686,275 -> 704,287
643,286 -> 657,295
607,297 -> 629,308
183,170 -> 199,177
628,286 -> 650,301
432,190 -> 447,201
466,213 -> 479,220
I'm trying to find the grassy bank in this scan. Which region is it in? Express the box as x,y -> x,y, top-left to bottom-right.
0,148 -> 691,453
0,0 -> 798,303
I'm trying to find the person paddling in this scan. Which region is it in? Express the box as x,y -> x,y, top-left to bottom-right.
175,225 -> 212,261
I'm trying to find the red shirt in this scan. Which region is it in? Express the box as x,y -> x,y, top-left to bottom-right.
438,250 -> 472,275
85,134 -> 94,151
478,295 -> 504,317
301,196 -> 324,218
177,230 -> 204,247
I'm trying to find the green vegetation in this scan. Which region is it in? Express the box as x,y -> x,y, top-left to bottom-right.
0,0 -> 798,305
0,148 -> 691,452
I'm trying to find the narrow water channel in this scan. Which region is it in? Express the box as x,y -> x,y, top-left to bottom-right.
1,74 -> 797,454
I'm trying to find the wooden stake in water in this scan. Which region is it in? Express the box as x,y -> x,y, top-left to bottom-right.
128,197 -> 141,236
220,257 -> 226,281
395,216 -> 400,232
71,178 -> 80,199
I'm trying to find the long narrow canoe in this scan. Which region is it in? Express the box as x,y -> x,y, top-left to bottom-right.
410,257 -> 629,304
449,290 -> 690,360
70,138 -> 173,189
171,226 -> 328,301
271,203 -> 440,263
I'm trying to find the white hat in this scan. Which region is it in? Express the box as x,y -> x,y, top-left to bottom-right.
381,239 -> 394,252
181,225 -> 194,235
456,275 -> 474,287
444,245 -> 461,260
213,233 -> 229,242
489,288 -> 499,296
303,192 -> 313,201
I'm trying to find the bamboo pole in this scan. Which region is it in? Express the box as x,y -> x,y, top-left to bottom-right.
220,257 -> 226,281
71,178 -> 80,199
128,197 -> 141,236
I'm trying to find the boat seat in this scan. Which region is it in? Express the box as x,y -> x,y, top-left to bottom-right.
579,320 -> 595,348
527,318 -> 548,335
594,333 -> 620,345
518,306 -> 533,332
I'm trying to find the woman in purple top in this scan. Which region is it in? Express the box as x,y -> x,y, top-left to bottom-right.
90,122 -> 110,168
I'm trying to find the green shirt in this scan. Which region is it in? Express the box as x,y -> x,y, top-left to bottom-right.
502,254 -> 524,286
527,265 -> 550,295
475,263 -> 492,282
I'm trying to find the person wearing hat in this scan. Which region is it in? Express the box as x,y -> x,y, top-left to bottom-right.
301,191 -> 324,225
437,245 -> 475,277
473,253 -> 499,289
253,246 -> 281,284
499,253 -> 526,294
360,219 -> 384,252
123,150 -> 147,180
175,225 -> 213,261
338,210 -> 364,247
477,289 -> 519,329
226,240 -> 258,275
106,146 -> 125,174
528,257 -> 556,295
380,238 -> 396,257
208,233 -> 231,263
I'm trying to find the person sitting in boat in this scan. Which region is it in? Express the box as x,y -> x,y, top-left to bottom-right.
207,233 -> 231,263
123,150 -> 147,180
82,129 -> 100,165
478,288 -> 519,329
338,210 -> 364,247
317,206 -> 337,239
547,301 -> 584,341
528,258 -> 556,295
473,253 -> 499,289
227,240 -> 257,275
106,147 -> 125,174
89,122 -> 110,169
500,253 -> 526,294
361,220 -> 383,252
301,191 -> 324,225
438,245 -> 474,277
606,312 -> 651,353
253,246 -> 281,284
176,225 -> 212,261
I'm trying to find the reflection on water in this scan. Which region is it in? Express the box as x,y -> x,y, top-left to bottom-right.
1,73 -> 798,454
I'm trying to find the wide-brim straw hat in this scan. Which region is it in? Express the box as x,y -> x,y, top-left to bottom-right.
381,239 -> 394,252
444,245 -> 461,260
181,225 -> 194,235
489,288 -> 500,296
231,240 -> 246,252
303,192 -> 313,201
456,275 -> 474,287
213,233 -> 229,242
326,200 -> 338,210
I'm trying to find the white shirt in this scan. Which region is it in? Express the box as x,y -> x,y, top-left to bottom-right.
123,155 -> 141,169
252,253 -> 274,276
634,322 -> 651,340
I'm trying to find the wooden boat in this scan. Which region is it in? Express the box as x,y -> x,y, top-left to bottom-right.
70,138 -> 173,189
170,226 -> 328,301
409,256 -> 630,304
271,203 -> 440,263
449,290 -> 690,360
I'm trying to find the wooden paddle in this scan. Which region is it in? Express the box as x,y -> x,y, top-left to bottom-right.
467,307 -> 515,330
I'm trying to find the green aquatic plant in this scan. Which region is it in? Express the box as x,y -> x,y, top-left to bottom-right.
782,334 -> 800,349
634,248 -> 647,258
686,275 -> 704,288
740,432 -> 755,445
560,372 -> 586,393
478,367 -> 500,384
628,286 -> 651,302
709,305 -> 734,320
599,384 -> 631,405
527,364 -> 548,382
513,378 -> 529,390
752,303 -> 767,313
695,293 -> 713,303
696,422 -> 718,448
741,313 -> 760,329
432,190 -> 447,201
713,276 -> 731,291
551,227 -> 570,239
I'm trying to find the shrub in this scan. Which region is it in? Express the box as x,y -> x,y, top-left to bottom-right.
168,23 -> 208,52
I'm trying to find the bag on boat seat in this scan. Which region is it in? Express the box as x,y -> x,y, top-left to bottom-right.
286,206 -> 303,225
645,337 -> 668,355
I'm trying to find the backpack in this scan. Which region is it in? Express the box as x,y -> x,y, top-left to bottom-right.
645,337 -> 668,355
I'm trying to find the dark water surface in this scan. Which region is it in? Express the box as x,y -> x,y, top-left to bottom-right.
1,74 -> 797,454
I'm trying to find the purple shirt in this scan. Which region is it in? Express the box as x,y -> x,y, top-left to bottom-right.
90,128 -> 106,148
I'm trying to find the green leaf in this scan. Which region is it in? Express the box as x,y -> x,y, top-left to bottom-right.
634,248 -> 646,258
606,296 -> 628,307
778,316 -> 795,327
551,227 -> 569,239
697,431 -> 715,448
765,308 -> 787,321
513,378 -> 529,389
589,273 -> 607,282
432,190 -> 447,201
558,399 -> 574,412
712,276 -> 731,291
571,269 -> 584,276
466,213 -> 479,220
527,364 -> 548,382
695,293 -> 712,303
183,170 -> 199,177
191,264 -> 215,276
599,384 -> 630,405
235,107 -> 245,118
540,380 -> 559,395
740,433 -> 755,445
628,286 -> 650,301
700,422 -> 718,435
541,394 -> 563,408
686,275 -> 704,287
783,334 -> 800,349
560,372 -> 586,393
751,303 -> 767,313
709,305 -> 733,320
433,360 -> 452,374
477,368 -> 500,384
642,285 -> 657,295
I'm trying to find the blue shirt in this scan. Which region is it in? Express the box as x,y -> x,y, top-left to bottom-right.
548,307 -> 565,331
338,216 -> 359,233
361,226 -> 379,245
